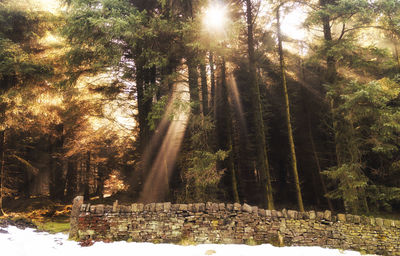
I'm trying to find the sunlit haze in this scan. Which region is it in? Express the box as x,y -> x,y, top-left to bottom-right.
281,7 -> 308,41
262,2 -> 309,43
36,0 -> 63,14
203,2 -> 228,32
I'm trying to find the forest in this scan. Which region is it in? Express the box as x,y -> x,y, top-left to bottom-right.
0,0 -> 400,217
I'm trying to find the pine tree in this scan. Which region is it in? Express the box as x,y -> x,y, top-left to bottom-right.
276,3 -> 304,212
245,0 -> 274,209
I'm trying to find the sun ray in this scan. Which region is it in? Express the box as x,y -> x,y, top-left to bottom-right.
138,81 -> 190,203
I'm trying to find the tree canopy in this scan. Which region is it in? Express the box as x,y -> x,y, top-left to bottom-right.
1,0 -> 400,216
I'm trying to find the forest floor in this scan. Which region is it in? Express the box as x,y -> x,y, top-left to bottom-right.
0,196 -> 71,234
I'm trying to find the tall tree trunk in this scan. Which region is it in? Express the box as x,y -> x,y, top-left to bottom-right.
188,59 -> 200,115
276,6 -> 304,212
307,111 -> 334,211
0,130 -> 5,214
216,58 -> 240,203
65,158 -> 78,202
246,0 -> 274,209
84,151 -> 90,199
96,164 -> 105,199
394,40 -> 400,72
136,64 -> 152,152
49,124 -> 65,201
200,62 -> 209,115
209,52 -> 216,117
320,0 -> 341,166
320,0 -> 337,85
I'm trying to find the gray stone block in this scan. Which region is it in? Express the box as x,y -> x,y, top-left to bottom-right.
282,209 -> 288,218
242,203 -> 252,213
288,210 -> 298,219
346,214 -> 354,223
80,204 -> 87,212
361,216 -> 369,225
163,202 -> 171,212
323,210 -> 332,221
198,203 -> 205,212
369,217 -> 375,226
337,214 -> 346,222
105,205 -> 112,213
112,200 -> 119,213
179,204 -> 188,211
383,219 -> 392,228
252,206 -> 258,215
300,211 -> 309,220
211,203 -> 219,212
96,204 -> 105,214
90,205 -> 96,213
315,211 -> 324,220
309,211 -> 316,220
375,218 -> 384,227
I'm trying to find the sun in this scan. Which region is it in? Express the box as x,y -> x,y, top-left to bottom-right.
203,2 -> 228,32
35,0 -> 63,14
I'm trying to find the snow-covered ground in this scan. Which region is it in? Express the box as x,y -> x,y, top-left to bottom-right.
0,225 -> 376,256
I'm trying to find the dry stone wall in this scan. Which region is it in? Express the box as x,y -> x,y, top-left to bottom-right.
70,197 -> 400,255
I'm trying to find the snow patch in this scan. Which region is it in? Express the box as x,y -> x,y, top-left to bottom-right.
0,225 -> 376,256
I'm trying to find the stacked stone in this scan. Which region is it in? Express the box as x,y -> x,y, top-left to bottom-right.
72,199 -> 400,255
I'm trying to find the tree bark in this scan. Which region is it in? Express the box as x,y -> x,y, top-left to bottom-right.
320,0 -> 337,84
307,110 -> 334,211
209,52 -> 216,117
65,158 -> 78,202
96,164 -> 105,199
84,151 -> 90,199
246,0 -> 274,209
188,59 -> 200,115
136,64 -> 152,152
394,40 -> 400,72
276,6 -> 304,212
0,130 -> 5,214
200,62 -> 209,115
216,58 -> 240,203
49,124 -> 66,201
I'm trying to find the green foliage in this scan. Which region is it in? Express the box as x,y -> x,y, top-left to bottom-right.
178,115 -> 228,202
325,78 -> 400,213
306,0 -> 373,27
63,0 -> 140,72
367,185 -> 400,212
147,95 -> 169,131
0,2 -> 53,86
324,163 -> 368,212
